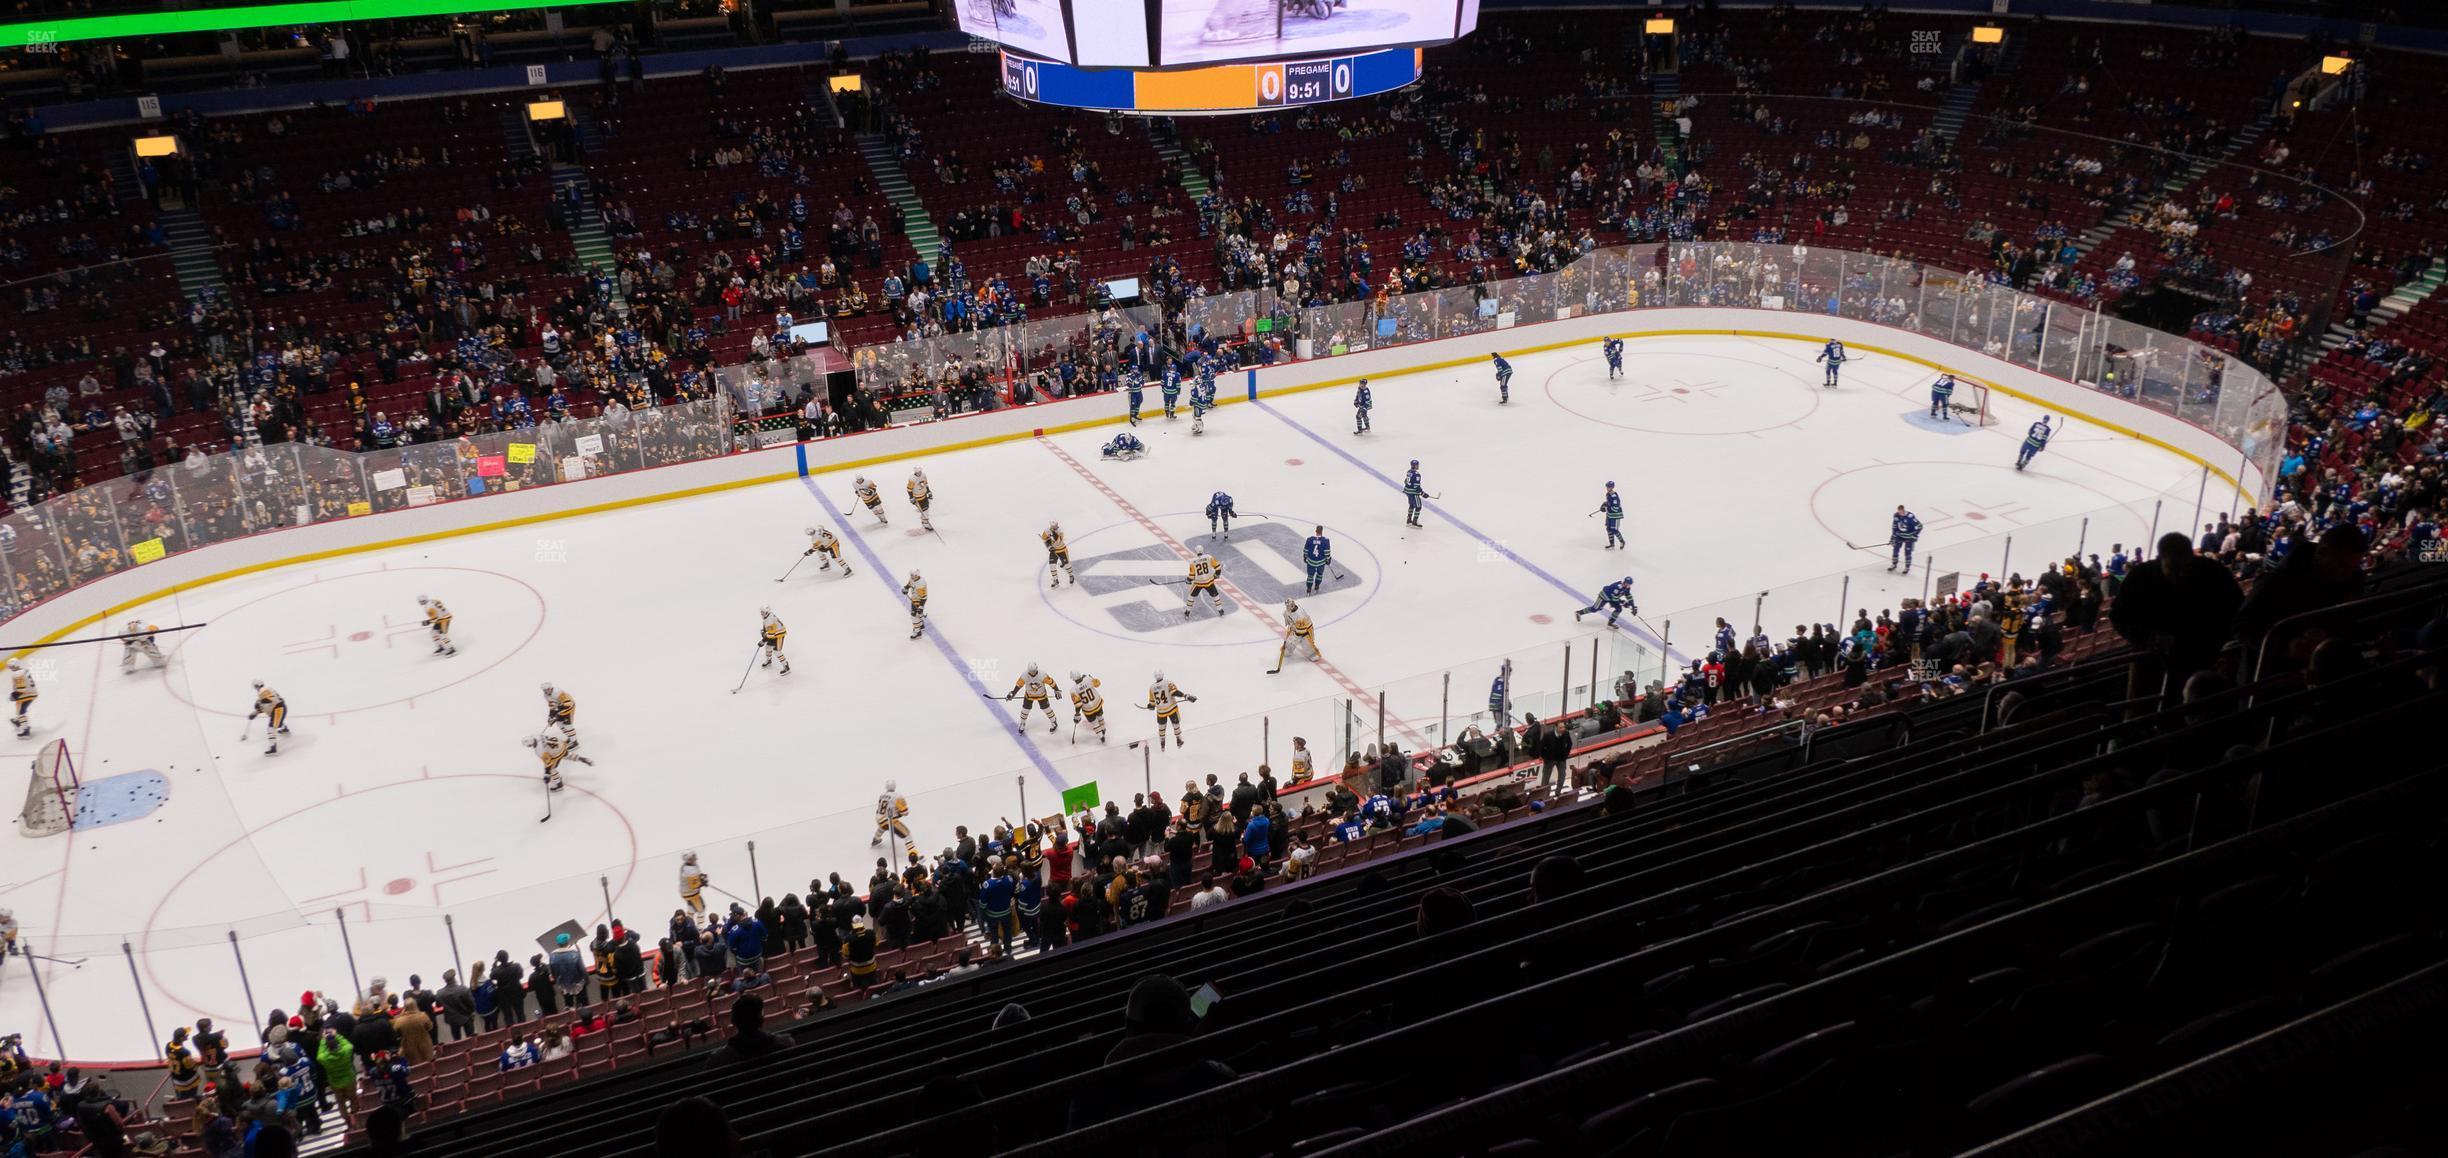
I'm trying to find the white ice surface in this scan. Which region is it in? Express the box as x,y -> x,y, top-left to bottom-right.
0,335 -> 2214,1060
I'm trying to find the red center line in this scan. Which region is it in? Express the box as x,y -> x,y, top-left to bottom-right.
1037,436 -> 1433,751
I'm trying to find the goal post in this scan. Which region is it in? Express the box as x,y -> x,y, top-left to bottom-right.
1946,380 -> 2001,427
16,739 -> 77,837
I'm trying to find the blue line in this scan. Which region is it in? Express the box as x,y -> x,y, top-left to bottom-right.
794,476 -> 1068,790
1251,398 -> 1685,667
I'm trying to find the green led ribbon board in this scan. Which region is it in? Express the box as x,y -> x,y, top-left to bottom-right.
2,0 -> 628,49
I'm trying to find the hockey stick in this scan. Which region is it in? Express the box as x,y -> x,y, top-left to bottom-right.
0,622 -> 208,652
1145,578 -> 1188,587
728,644 -> 762,694
540,773 -> 554,823
775,554 -> 810,583
239,715 -> 254,742
1267,640 -> 1286,675
20,951 -> 84,968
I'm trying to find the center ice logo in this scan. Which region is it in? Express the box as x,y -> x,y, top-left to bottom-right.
1073,521 -> 1359,635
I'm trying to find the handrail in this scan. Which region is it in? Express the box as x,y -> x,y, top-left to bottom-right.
2247,571 -> 2448,685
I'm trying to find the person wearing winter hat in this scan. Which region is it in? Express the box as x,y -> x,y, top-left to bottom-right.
547,932 -> 586,1010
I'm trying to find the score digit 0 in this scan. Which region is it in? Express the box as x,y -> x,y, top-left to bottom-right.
1257,64 -> 1284,106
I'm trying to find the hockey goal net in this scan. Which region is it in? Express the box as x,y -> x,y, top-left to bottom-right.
17,739 -> 78,837
1945,379 -> 2001,427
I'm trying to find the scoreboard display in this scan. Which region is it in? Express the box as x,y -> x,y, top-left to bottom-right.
959,0 -> 1470,69
1000,46 -> 1421,113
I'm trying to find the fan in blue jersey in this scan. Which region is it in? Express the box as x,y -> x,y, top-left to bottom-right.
1816,339 -> 1846,388
1598,481 -> 1626,549
1402,460 -> 1427,527
1491,353 -> 1513,403
1574,576 -> 1639,628
1101,432 -> 1145,461
1889,505 -> 1923,574
2016,416 -> 2053,470
1160,358 -> 1183,419
1332,810 -> 1369,843
1124,376 -> 1145,426
1303,525 -> 1334,594
1488,659 -> 1512,722
1714,618 -> 1738,655
1929,373 -> 1957,419
1353,379 -> 1373,434
1207,490 -> 1237,537
1602,337 -> 1625,380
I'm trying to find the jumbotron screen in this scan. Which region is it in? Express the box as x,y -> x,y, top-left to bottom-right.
955,0 -> 1475,68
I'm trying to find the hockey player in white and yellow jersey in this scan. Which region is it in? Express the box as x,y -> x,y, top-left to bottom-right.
1006,663 -> 1060,734
1040,521 -> 1074,587
1184,551 -> 1225,617
1070,670 -> 1108,744
6,659 -> 34,738
852,475 -> 887,525
1275,598 -> 1321,672
758,607 -> 792,676
1143,670 -> 1198,750
523,726 -> 589,791
871,779 -> 916,865
803,527 -> 850,576
678,852 -> 710,915
906,468 -> 934,531
121,619 -> 166,672
542,682 -> 581,750
903,570 -> 928,639
248,680 -> 290,754
416,595 -> 458,657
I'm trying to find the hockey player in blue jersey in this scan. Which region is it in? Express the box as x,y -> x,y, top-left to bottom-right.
1160,358 -> 1183,420
1602,337 -> 1625,380
1491,353 -> 1513,403
1353,379 -> 1373,434
1489,659 -> 1512,722
1101,431 -> 1144,461
1889,504 -> 1923,574
1189,375 -> 1216,436
1816,339 -> 1846,388
1402,460 -> 1427,527
2016,416 -> 2053,470
1125,376 -> 1145,426
1597,481 -> 1625,549
1302,525 -> 1334,594
1207,490 -> 1237,537
1929,373 -> 1956,419
1574,576 -> 1639,628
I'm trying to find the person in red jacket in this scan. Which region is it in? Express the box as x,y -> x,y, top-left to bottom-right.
1701,654 -> 1727,704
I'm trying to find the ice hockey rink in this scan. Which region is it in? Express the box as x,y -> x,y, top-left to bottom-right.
0,333 -> 2232,1060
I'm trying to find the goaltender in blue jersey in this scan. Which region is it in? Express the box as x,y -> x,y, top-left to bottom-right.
1101,432 -> 1144,461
